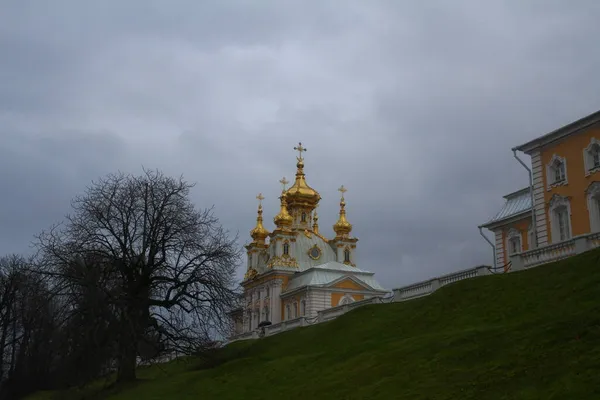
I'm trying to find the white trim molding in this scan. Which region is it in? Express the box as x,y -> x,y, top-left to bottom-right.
583,138 -> 600,176
527,224 -> 536,250
548,194 -> 573,243
546,154 -> 568,191
586,182 -> 600,232
505,228 -> 522,256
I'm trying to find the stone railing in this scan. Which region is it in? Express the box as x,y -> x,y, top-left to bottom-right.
393,265 -> 493,302
511,232 -> 599,270
225,295 -> 393,344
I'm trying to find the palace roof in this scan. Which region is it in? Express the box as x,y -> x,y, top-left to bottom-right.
285,261 -> 386,292
479,187 -> 532,228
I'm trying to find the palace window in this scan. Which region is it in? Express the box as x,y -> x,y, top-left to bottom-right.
301,300 -> 306,316
301,212 -> 307,222
549,194 -> 572,243
344,248 -> 351,263
587,182 -> 600,232
263,306 -> 270,322
293,302 -> 298,318
285,304 -> 291,320
506,228 -> 522,256
546,154 -> 568,189
584,138 -> 600,175
283,242 -> 289,256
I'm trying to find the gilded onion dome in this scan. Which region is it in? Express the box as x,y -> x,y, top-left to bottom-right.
333,185 -> 352,238
250,193 -> 269,243
273,182 -> 293,229
285,143 -> 321,210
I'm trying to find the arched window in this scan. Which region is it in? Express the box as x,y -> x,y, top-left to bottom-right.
285,304 -> 291,320
546,154 -> 568,189
506,228 -> 522,255
301,212 -> 307,222
293,302 -> 298,318
344,248 -> 351,263
587,182 -> 600,232
338,295 -> 355,306
301,300 -> 306,316
283,242 -> 289,256
549,194 -> 572,243
584,138 -> 600,174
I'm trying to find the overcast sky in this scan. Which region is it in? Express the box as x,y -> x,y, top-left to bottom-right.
1,1 -> 600,288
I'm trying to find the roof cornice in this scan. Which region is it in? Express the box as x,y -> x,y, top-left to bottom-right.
513,109 -> 600,155
479,209 -> 532,230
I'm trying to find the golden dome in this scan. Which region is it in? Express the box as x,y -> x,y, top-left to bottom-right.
250,193 -> 269,243
273,192 -> 293,229
285,143 -> 321,210
333,185 -> 352,238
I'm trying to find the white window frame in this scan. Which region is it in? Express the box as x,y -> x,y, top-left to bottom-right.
505,228 -> 522,256
338,294 -> 355,306
583,138 -> 600,176
548,194 -> 573,243
546,154 -> 568,191
586,182 -> 600,232
285,304 -> 291,320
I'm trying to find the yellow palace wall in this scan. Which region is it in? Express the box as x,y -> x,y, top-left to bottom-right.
499,216 -> 532,263
539,126 -> 600,242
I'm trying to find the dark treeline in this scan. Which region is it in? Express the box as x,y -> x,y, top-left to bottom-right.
0,169 -> 241,399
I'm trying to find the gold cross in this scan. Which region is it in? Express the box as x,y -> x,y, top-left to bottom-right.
256,193 -> 264,207
294,142 -> 307,160
338,185 -> 347,198
279,177 -> 289,191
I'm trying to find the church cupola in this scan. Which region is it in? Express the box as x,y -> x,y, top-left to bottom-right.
333,185 -> 352,239
285,142 -> 321,216
273,177 -> 293,231
250,193 -> 270,244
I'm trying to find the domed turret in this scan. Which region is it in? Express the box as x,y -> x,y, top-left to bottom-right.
250,193 -> 270,244
333,185 -> 352,239
285,142 -> 321,211
274,178 -> 293,230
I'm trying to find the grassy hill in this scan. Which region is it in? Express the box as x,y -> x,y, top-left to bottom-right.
29,248 -> 600,400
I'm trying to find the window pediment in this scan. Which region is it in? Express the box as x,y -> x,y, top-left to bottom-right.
584,138 -> 600,176
546,154 -> 568,190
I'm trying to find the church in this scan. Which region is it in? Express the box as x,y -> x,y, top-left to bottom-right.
229,143 -> 387,336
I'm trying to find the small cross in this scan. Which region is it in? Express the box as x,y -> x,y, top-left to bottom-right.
338,185 -> 347,196
279,177 -> 289,191
294,142 -> 307,160
256,193 -> 264,207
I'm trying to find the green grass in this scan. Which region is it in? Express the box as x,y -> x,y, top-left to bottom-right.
27,248 -> 600,399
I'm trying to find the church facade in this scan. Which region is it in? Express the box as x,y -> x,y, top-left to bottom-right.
229,143 -> 387,336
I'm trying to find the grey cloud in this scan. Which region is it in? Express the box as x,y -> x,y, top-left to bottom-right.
2,1 -> 600,288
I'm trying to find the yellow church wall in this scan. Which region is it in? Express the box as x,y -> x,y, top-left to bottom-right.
331,278 -> 365,290
539,126 -> 600,241
330,292 -> 364,307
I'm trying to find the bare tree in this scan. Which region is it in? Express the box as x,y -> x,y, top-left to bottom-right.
36,169 -> 241,382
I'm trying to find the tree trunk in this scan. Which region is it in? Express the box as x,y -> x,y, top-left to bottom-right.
116,335 -> 137,383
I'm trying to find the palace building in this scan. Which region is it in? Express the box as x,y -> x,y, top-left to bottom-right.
480,109 -> 600,271
229,143 -> 387,336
